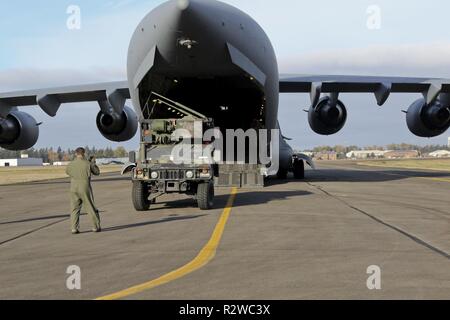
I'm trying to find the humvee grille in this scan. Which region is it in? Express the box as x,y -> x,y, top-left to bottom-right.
160,170 -> 185,180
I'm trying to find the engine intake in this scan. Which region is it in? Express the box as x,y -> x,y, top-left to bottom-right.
96,106 -> 138,142
406,98 -> 450,137
308,96 -> 347,135
0,111 -> 39,150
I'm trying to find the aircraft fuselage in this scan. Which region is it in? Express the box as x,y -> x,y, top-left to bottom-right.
126,0 -> 293,170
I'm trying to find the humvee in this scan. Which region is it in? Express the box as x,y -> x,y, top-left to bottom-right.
124,92 -> 217,211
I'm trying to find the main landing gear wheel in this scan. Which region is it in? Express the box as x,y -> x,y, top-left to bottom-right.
197,181 -> 215,210
277,168 -> 288,179
132,181 -> 151,211
293,159 -> 305,180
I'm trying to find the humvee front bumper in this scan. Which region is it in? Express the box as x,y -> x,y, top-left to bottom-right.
133,165 -> 214,193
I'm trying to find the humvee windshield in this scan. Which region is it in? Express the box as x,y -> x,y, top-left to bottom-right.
140,93 -> 215,164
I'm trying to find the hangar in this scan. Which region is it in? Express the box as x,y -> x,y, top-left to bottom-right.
0,154 -> 43,167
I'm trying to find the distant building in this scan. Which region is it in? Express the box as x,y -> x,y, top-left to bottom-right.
51,158 -> 127,166
53,161 -> 70,166
384,150 -> 419,159
315,151 -> 337,161
448,137 -> 450,148
0,156 -> 43,167
346,150 -> 387,159
429,150 -> 450,158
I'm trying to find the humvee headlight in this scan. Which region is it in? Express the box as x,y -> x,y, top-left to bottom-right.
186,171 -> 194,179
151,171 -> 159,179
199,168 -> 211,178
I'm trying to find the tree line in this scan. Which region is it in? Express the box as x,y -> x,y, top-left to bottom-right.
0,146 -> 129,163
302,143 -> 449,155
2,143 -> 449,163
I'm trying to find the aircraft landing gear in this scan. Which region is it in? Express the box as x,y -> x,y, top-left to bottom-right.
277,168 -> 288,179
293,159 -> 305,180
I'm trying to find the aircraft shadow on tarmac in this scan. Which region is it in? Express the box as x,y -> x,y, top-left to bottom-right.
9,174 -> 128,186
272,168 -> 450,183
9,168 -> 450,187
0,212 -> 109,226
102,214 -> 207,233
0,213 -> 85,225
228,190 -> 313,207
156,190 -> 313,210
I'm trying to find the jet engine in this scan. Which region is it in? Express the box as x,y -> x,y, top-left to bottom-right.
406,98 -> 450,138
96,106 -> 138,142
0,111 -> 39,150
308,96 -> 347,135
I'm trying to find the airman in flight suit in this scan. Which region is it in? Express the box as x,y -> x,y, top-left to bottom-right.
66,148 -> 101,234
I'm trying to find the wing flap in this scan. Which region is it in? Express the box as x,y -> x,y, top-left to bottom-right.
0,81 -> 130,117
279,75 -> 450,106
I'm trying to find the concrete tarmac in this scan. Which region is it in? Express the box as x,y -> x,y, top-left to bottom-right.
0,162 -> 449,299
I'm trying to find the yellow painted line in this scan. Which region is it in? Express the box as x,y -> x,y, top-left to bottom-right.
96,187 -> 238,300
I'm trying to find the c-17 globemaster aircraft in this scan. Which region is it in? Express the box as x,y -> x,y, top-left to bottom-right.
1,0 -> 450,209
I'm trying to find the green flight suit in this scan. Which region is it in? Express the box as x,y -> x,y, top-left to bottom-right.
66,158 -> 101,231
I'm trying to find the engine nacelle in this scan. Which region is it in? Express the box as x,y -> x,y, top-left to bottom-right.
308,96 -> 347,135
96,106 -> 138,142
0,111 -> 39,150
406,98 -> 450,138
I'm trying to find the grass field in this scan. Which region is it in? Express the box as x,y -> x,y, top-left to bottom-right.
0,165 -> 122,186
357,158 -> 450,172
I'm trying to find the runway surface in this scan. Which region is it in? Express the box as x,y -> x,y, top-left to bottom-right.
0,161 -> 449,299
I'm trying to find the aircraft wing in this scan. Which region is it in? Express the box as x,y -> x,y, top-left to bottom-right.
279,75 -> 450,106
0,81 -> 130,118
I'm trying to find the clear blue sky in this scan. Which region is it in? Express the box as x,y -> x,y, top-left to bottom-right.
1,0 -> 450,149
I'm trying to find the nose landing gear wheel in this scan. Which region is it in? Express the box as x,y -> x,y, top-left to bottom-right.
277,168 -> 288,179
197,181 -> 215,210
293,159 -> 305,180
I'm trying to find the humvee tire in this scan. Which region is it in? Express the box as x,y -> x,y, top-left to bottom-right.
132,181 -> 150,211
197,181 -> 214,210
293,159 -> 305,180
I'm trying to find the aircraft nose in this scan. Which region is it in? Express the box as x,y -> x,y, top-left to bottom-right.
176,0 -> 190,11
160,0 -> 228,70
128,0 -> 231,84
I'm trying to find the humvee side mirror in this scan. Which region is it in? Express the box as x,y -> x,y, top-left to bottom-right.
129,151 -> 136,163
